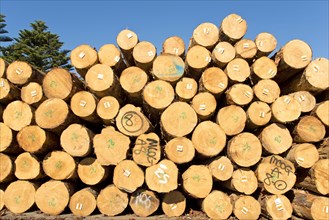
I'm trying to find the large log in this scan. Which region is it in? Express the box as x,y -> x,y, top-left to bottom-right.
234,39 -> 257,63
132,133 -> 161,167
96,96 -> 120,125
231,195 -> 261,220
223,169 -> 258,195
259,193 -> 293,220
209,156 -> 234,181
253,79 -> 280,104
285,143 -> 319,169
216,105 -> 247,136
3,100 -> 33,131
164,137 -> 195,164
250,56 -> 277,82
133,41 -> 156,72
162,190 -> 186,217
226,83 -> 253,106
0,153 -> 14,183
175,77 -> 198,102
14,152 -> 43,180
162,36 -> 185,58
199,67 -> 228,97
246,101 -> 272,129
70,44 -> 98,77
293,116 -> 326,143
70,91 -> 100,122
116,29 -> 139,66
152,54 -> 185,83
21,82 -> 45,107
271,95 -> 302,123
202,190 -> 233,220
98,44 -> 126,74
211,41 -> 236,68
254,32 -> 277,57
191,92 -> 216,120
0,78 -> 21,104
129,189 -> 159,217
219,13 -> 247,44
224,58 -> 250,84
289,91 -> 316,113
191,22 -> 219,50
185,45 -> 211,79
6,61 -> 44,85
69,188 -> 97,217
77,157 -> 108,186
312,101 -> 329,127
0,122 -> 20,154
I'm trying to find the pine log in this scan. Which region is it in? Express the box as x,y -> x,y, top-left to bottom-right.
152,54 -> 185,83
17,125 -> 58,154
223,169 -> 258,195
0,103 -> 4,121
14,152 -> 43,180
273,39 -> 312,83
70,91 -> 100,122
132,41 -> 156,72
231,195 -> 261,220
3,100 -> 33,131
164,137 -> 195,164
0,189 -> 4,211
133,132 -> 161,167
254,32 -> 277,57
216,105 -> 247,136
256,155 -> 296,194
129,189 -> 159,217
160,102 -> 198,139
250,56 -> 277,82
219,13 -> 247,44
113,160 -> 144,193
0,153 -> 14,183
185,45 -> 211,79
21,82 -> 45,107
293,116 -> 326,143
98,44 -> 126,74
191,92 -> 216,120
0,122 -> 20,154
246,101 -> 272,129
78,157 -> 108,186
116,29 -> 139,66
191,22 -> 219,50
253,79 -> 280,104
199,67 -> 228,97
96,96 -> 120,125
271,95 -> 302,123
43,151 -> 77,180
162,190 -> 186,217
202,190 -> 233,220
0,58 -> 7,78
6,61 -> 44,85
282,58 -> 329,95
318,137 -> 329,159
259,193 -> 293,220
209,156 -> 234,181
191,121 -> 226,157
97,184 -> 129,216
259,123 -> 292,154
234,39 -> 257,62
312,101 -> 329,126
162,36 -> 185,58
289,91 -> 316,113
35,180 -> 73,215
285,143 -> 319,168
119,66 -> 148,105
69,188 -> 97,217
292,189 -> 329,220
212,41 -> 236,68
93,126 -> 130,166
4,180 -> 37,214
0,78 -> 21,104
227,132 -> 262,167
182,165 -> 212,199
70,44 -> 98,77
226,84 -> 253,106
296,159 -> 329,195
224,58 -> 250,84
175,77 -> 198,102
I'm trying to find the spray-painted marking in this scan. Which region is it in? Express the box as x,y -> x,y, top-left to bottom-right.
186,83 -> 193,90
173,48 -> 179,55
241,207 -> 249,215
301,55 -> 308,61
31,90 -> 37,97
259,111 -> 265,118
245,91 -> 252,98
104,101 -> 111,108
80,100 -> 87,107
170,204 -> 177,210
313,65 -> 320,72
203,28 -> 210,34
176,145 -> 184,152
123,169 -> 131,177
236,17 -> 244,23
243,43 -> 249,49
76,203 -> 83,210
114,56 -> 120,62
147,51 -> 154,57
127,33 -> 133,39
16,68 -> 23,75
78,52 -> 85,59
97,73 -> 104,80
262,89 -> 269,95
233,65 -> 240,71
241,176 -> 248,182
283,97 -> 291,104
218,82 -> 225,89
218,163 -> 225,171
199,104 -> 206,110
275,198 -> 283,211
298,95 -> 306,102
217,47 -> 225,54
206,56 -> 211,63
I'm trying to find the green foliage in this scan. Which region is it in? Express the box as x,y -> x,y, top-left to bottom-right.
0,14 -> 13,42
1,20 -> 71,71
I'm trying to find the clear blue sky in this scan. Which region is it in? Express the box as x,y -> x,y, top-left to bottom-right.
1,1 -> 328,58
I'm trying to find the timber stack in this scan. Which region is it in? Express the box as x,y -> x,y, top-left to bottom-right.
0,13 -> 328,220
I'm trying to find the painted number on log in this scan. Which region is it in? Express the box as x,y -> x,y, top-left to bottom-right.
154,164 -> 169,184
121,111 -> 143,133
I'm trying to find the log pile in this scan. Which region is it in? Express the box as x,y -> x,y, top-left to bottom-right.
0,13 -> 328,220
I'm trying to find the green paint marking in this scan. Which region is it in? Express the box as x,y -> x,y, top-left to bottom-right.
155,85 -> 163,93
215,204 -> 225,213
192,175 -> 200,182
44,109 -> 54,118
14,111 -> 22,119
309,126 -> 316,132
28,134 -> 36,143
231,115 -> 239,123
179,112 -> 187,120
243,143 -> 251,152
209,137 -> 217,145
274,136 -> 281,144
50,80 -> 57,88
132,76 -> 140,84
90,166 -> 96,174
14,196 -> 21,204
22,160 -> 29,167
71,133 -> 79,141
107,139 -> 115,149
55,161 -> 63,169
48,198 -> 56,207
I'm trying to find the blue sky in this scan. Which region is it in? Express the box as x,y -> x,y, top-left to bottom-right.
1,1 -> 328,58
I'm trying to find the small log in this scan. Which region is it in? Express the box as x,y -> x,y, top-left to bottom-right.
21,82 -> 45,107
199,67 -> 228,97
129,189 -> 159,217
70,44 -> 98,77
165,137 -> 195,164
43,151 -> 77,180
152,54 -> 185,83
0,189 -> 4,210
234,39 -> 257,62
70,91 -> 100,122
281,58 -> 329,95
78,157 -> 108,185
227,132 -> 262,167
14,152 -> 43,180
116,29 -> 139,66
216,105 -> 247,136
98,44 -> 126,74
175,77 -> 198,102
256,155 -> 296,194
231,195 -> 261,220
96,96 -> 120,125
312,101 -> 329,126
226,84 -> 253,106
69,188 -> 97,217
293,116 -> 326,143
202,190 -> 233,220
17,125 -> 58,154
0,153 -> 14,183
273,39 -> 312,83
292,189 -> 329,220
209,156 -> 234,181
132,41 -> 156,72
259,123 -> 292,154
182,165 -> 212,199
254,32 -> 277,57
162,190 -> 186,217
185,45 -> 211,79
162,36 -> 185,58
4,180 -> 37,214
191,22 -> 219,50
246,101 -> 272,129
259,193 -> 293,220
132,133 -> 161,167
219,13 -> 247,44
285,143 -> 319,169
0,122 -> 18,153
97,184 -> 129,216
113,160 -> 144,193
119,66 -> 148,105
253,79 -> 280,104
212,41 -> 236,68
250,56 -> 277,82
318,137 -> 329,159
296,159 -> 329,195
224,58 -> 250,84
271,95 -> 302,123
160,102 -> 198,139
191,92 -> 217,120
223,169 -> 258,195
191,121 -> 226,157
35,180 -> 73,215
93,126 -> 130,166
0,58 -> 7,78
289,91 -> 316,113
3,100 -> 33,131
0,78 -> 21,104
6,61 -> 44,85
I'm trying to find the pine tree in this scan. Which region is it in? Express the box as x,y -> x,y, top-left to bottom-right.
0,14 -> 12,42
1,20 -> 71,71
